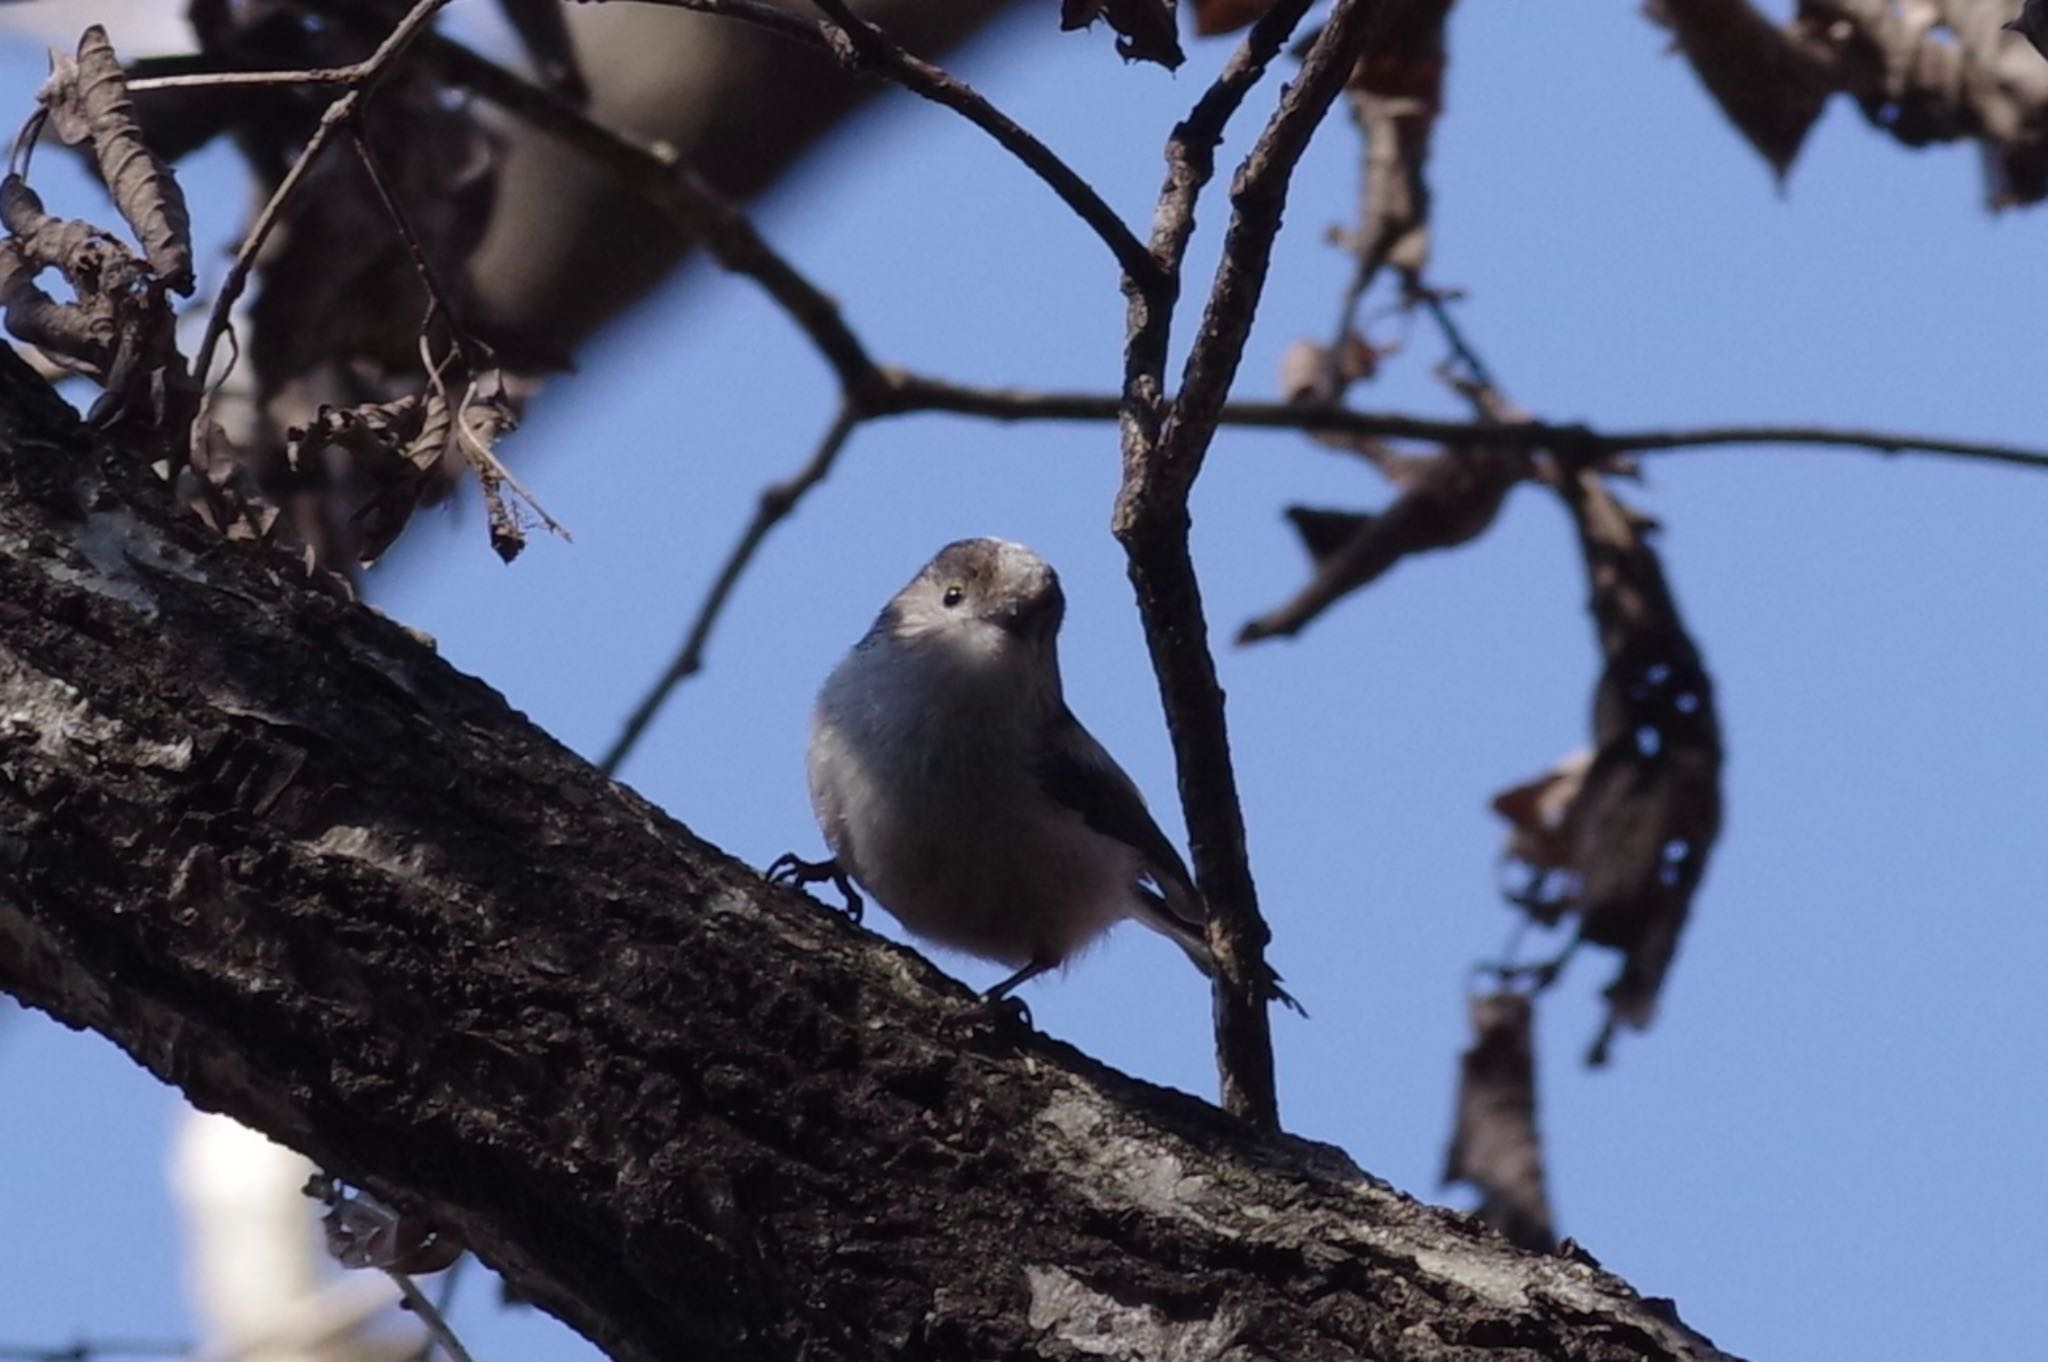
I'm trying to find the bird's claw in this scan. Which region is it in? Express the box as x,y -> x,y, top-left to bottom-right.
765,852 -> 864,922
957,991 -> 1033,1032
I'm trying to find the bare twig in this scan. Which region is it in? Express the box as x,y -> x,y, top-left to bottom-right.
345,121 -> 568,547
877,372 -> 2048,472
1106,0 -> 1378,1131
1122,0 -> 1327,448
186,0 -> 456,456
386,1271 -> 477,1362
128,67 -> 357,94
594,0 -> 1161,288
801,0 -> 1162,291
600,405 -> 860,775
1413,286 -> 1497,393
345,122 -> 481,364
292,5 -> 892,407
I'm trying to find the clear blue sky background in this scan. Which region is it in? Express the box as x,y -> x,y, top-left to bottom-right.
4,4 -> 2045,1360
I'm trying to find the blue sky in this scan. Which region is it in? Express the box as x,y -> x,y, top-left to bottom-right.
4,4 -> 2046,1360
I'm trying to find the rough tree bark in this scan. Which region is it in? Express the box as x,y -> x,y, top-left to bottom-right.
0,348 -> 1734,1362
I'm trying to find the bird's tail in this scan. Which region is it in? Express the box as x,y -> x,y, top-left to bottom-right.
1135,888 -> 1308,1017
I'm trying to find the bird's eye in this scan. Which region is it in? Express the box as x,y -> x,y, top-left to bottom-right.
942,583 -> 966,608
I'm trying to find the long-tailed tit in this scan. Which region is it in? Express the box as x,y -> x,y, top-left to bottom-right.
772,537 -> 1300,1012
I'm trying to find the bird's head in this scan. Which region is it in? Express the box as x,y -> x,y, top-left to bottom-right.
882,538 -> 1067,675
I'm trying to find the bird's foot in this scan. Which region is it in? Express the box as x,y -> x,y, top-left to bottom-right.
954,956 -> 1054,1031
958,992 -> 1034,1032
764,852 -> 864,922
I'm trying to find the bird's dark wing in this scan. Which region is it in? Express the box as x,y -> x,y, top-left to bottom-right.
1035,705 -> 1204,930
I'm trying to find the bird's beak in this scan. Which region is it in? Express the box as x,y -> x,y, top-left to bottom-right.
991,590 -> 1059,638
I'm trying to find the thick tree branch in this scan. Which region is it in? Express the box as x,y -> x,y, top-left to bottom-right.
0,350 -> 1735,1362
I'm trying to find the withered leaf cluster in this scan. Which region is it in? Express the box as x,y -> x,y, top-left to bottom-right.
1272,0 -> 1450,410
1338,0 -> 1450,300
0,28 -> 192,435
1493,470 -> 1724,1067
182,7 -> 500,564
1653,0 -> 2048,205
1245,363 -> 1533,643
1443,990 -> 1555,1253
1239,438 -> 1530,642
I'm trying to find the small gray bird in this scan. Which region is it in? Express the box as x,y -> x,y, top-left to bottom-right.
772,537 -> 1300,1011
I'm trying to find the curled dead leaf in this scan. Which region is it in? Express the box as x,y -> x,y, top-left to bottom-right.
38,26 -> 194,294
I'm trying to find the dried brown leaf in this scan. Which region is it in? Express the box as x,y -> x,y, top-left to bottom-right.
1652,0 -> 1829,179
1278,339 -> 1334,405
1490,748 -> 1593,875
0,238 -> 110,373
1283,505 -> 1373,562
1332,0 -> 1451,305
406,385 -> 454,474
1443,991 -> 1556,1253
184,419 -> 291,546
1554,470 -> 1725,1066
39,27 -> 195,293
456,386 -> 528,564
1061,0 -> 1186,69
1238,443 -> 1530,643
1683,0 -> 2048,207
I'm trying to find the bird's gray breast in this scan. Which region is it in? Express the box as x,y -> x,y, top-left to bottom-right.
807,649 -> 1136,966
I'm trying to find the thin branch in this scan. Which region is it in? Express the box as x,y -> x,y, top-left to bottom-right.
345,122 -> 481,365
594,0 -> 1161,289
186,0 -> 456,456
878,371 -> 2048,472
1153,5 -> 1380,484
377,19 -> 892,408
128,67 -> 355,93
1413,285 -> 1499,393
578,0 -> 826,47
387,1271 -> 477,1362
347,120 -> 567,548
1106,0 -> 1370,1132
801,0 -> 1163,291
1122,0 -> 1326,446
599,405 -> 860,775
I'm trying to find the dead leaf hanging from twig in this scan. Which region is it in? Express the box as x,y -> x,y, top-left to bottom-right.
1648,0 -> 1829,179
1239,439 -> 1531,643
1647,0 -> 2048,207
38,26 -> 195,295
1492,469 -> 1724,1066
1443,990 -> 1557,1253
0,172 -> 183,432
